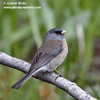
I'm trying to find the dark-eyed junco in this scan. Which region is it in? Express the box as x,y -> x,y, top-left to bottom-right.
11,28 -> 68,89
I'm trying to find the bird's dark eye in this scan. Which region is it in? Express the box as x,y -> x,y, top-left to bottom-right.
56,31 -> 62,34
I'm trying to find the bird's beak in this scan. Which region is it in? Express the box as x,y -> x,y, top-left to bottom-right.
61,30 -> 67,34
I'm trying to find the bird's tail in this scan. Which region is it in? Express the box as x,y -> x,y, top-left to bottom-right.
11,66 -> 46,89
11,72 -> 34,89
11,64 -> 47,89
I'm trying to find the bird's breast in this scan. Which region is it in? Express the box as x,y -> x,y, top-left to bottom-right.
49,40 -> 68,70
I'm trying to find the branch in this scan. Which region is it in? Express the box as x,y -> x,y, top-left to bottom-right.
0,52 -> 97,100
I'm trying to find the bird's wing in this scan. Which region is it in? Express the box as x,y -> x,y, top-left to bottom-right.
28,39 -> 63,73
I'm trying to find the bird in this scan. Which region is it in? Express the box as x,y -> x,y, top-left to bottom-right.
11,28 -> 68,89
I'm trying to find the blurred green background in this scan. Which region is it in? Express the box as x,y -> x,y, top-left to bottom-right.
0,0 -> 100,100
